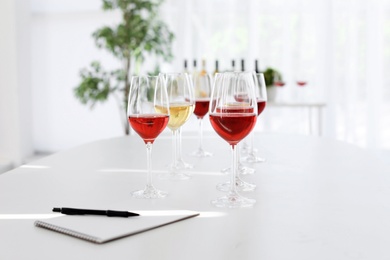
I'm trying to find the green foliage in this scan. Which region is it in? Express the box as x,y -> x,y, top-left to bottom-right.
74,0 -> 174,134
74,0 -> 174,131
93,0 -> 174,62
147,64 -> 161,76
263,67 -> 283,87
75,61 -> 113,108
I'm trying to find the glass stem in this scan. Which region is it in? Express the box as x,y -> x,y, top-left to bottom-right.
145,142 -> 153,188
178,128 -> 182,160
248,131 -> 255,157
230,144 -> 238,195
237,144 -> 241,170
172,130 -> 178,168
198,118 -> 203,150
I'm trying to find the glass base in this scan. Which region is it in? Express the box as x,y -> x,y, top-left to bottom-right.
240,144 -> 258,154
159,171 -> 191,181
131,187 -> 167,199
217,177 -> 256,192
221,164 -> 255,175
190,148 -> 213,158
211,193 -> 256,208
242,154 -> 266,163
239,164 -> 255,175
177,158 -> 194,169
169,159 -> 193,169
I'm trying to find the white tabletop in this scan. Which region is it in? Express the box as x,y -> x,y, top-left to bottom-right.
1,133 -> 390,260
267,101 -> 326,107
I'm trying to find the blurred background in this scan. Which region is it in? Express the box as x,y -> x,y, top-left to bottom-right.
1,0 -> 390,172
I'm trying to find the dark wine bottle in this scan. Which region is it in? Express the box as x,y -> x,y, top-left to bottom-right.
192,59 -> 198,78
231,60 -> 235,71
255,60 -> 260,73
214,60 -> 219,75
184,59 -> 188,73
241,59 -> 245,72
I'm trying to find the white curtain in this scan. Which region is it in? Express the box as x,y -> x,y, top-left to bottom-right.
17,0 -> 390,154
153,0 -> 390,150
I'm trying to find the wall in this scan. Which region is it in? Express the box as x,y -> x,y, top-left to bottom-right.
31,10 -> 124,152
0,0 -> 33,169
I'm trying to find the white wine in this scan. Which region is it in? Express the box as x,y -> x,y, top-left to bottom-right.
155,102 -> 194,131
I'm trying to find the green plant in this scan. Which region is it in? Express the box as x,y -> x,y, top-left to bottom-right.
74,0 -> 174,135
263,67 -> 283,87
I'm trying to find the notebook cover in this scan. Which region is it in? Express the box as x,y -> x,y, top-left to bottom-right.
35,210 -> 199,244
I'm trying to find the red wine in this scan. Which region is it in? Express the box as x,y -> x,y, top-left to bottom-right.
128,114 -> 169,144
274,81 -> 285,87
234,93 -> 249,102
297,81 -> 307,86
216,105 -> 254,114
257,100 -> 266,116
209,113 -> 257,146
194,99 -> 210,119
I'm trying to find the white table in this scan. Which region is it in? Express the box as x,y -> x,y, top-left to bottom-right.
267,101 -> 326,135
1,133 -> 390,260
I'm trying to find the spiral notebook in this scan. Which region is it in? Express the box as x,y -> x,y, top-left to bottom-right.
34,210 -> 199,244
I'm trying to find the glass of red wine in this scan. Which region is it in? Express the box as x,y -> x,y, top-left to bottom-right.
296,80 -> 307,87
190,73 -> 213,157
209,72 -> 258,208
242,73 -> 267,163
127,76 -> 170,199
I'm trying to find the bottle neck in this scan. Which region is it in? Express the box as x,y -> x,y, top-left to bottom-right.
184,60 -> 188,73
200,60 -> 207,75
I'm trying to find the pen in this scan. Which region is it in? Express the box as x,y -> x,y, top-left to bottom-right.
53,207 -> 139,218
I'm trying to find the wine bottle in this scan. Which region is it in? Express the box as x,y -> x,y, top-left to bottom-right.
241,59 -> 245,72
214,60 -> 219,75
192,59 -> 198,78
184,59 -> 189,73
231,60 -> 235,71
255,60 -> 260,73
200,59 -> 207,76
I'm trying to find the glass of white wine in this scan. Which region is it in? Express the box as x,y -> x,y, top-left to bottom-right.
157,73 -> 195,180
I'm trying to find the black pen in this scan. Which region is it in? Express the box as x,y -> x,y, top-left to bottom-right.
53,207 -> 139,218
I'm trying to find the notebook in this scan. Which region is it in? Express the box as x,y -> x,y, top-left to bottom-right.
34,210 -> 199,244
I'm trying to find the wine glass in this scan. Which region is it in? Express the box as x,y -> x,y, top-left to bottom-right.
158,73 -> 195,180
209,71 -> 257,208
127,76 -> 170,199
242,73 -> 267,163
190,73 -> 213,157
217,73 -> 257,192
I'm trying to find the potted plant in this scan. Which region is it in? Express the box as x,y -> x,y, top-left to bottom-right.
74,0 -> 174,135
263,67 -> 283,101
